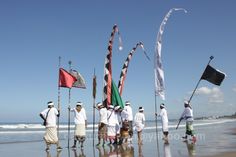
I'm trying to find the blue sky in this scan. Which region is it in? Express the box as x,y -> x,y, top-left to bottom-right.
0,0 -> 236,123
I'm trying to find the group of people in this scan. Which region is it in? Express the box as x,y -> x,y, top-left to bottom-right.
39,100 -> 196,152
95,101 -> 145,146
39,101 -> 88,152
157,101 -> 196,143
39,100 -> 146,151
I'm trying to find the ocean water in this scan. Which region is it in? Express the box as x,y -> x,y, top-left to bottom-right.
0,118 -> 235,144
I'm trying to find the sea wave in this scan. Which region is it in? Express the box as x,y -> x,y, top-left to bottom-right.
0,119 -> 235,134
145,119 -> 236,130
0,124 -> 97,129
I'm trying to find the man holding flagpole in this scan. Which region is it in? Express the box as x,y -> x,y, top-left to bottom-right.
96,102 -> 108,147
180,101 -> 196,143
70,101 -> 87,149
158,103 -> 169,142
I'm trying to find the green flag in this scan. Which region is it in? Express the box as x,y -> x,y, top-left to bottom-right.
111,80 -> 124,109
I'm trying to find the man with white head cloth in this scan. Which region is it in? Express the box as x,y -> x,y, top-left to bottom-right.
96,102 -> 108,147
70,101 -> 87,149
158,103 -> 169,141
180,101 -> 196,143
134,106 -> 145,145
124,101 -> 133,141
40,101 -> 62,152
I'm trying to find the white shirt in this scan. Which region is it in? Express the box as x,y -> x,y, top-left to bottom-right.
71,108 -> 87,124
159,108 -> 168,123
107,109 -> 119,126
124,105 -> 133,121
40,107 -> 59,127
99,107 -> 108,124
134,112 -> 145,125
121,109 -> 128,121
181,107 -> 194,122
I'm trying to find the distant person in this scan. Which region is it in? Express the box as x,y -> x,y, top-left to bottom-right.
158,103 -> 169,141
96,102 -> 108,147
134,106 -> 145,145
70,102 -> 87,149
39,101 -> 62,152
180,101 -> 196,142
124,101 -> 133,142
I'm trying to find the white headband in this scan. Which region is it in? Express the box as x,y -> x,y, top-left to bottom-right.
76,102 -> 83,106
47,102 -> 54,106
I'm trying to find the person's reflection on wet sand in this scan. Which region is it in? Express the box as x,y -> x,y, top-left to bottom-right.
120,144 -> 134,157
185,141 -> 196,157
163,142 -> 172,157
73,148 -> 86,157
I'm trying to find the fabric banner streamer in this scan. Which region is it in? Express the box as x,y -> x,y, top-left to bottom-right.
70,69 -> 86,89
201,65 -> 226,86
93,75 -> 97,99
112,79 -> 124,109
154,8 -> 187,100
59,68 -> 77,88
103,24 -> 122,108
118,42 -> 150,95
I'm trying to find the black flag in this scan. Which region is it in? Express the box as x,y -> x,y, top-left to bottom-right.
201,65 -> 225,86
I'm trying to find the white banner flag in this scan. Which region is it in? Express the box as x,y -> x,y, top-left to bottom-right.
154,8 -> 187,100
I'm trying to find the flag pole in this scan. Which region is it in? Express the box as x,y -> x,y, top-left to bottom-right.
154,95 -> 160,157
57,56 -> 61,140
188,56 -> 214,103
67,60 -> 72,148
176,56 -> 214,130
92,68 -> 96,147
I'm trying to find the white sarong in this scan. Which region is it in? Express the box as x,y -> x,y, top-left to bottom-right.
134,123 -> 144,132
162,122 -> 168,132
107,125 -> 116,139
75,124 -> 86,136
44,127 -> 58,144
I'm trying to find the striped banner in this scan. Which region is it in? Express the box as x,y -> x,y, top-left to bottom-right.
118,42 -> 150,95
103,24 -> 122,107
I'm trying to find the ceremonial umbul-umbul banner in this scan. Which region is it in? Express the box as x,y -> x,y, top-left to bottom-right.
154,8 -> 187,100
201,65 -> 226,86
70,69 -> 86,89
59,68 -> 77,88
111,80 -> 124,109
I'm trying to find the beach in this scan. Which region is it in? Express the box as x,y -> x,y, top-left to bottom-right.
0,118 -> 236,157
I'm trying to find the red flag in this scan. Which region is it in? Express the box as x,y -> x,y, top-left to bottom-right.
59,68 -> 77,88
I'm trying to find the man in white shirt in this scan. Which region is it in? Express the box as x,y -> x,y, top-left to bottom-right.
180,101 -> 196,142
70,102 -> 87,149
158,103 -> 169,141
134,107 -> 145,145
40,101 -> 62,152
124,101 -> 133,141
96,102 -> 108,147
107,105 -> 120,145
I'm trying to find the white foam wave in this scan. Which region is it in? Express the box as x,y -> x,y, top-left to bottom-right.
145,119 -> 236,130
0,119 -> 235,134
0,124 -> 97,129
